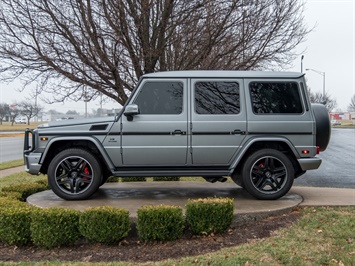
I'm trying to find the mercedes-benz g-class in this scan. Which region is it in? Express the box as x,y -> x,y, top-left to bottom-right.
24,71 -> 331,200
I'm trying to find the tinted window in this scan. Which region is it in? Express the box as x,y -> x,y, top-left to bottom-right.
195,82 -> 240,114
249,82 -> 303,114
134,81 -> 183,114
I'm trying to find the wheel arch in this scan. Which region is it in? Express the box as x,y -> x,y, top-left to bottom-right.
39,137 -> 114,178
229,137 -> 303,178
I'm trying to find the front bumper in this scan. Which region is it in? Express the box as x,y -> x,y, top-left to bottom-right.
24,153 -> 42,175
24,128 -> 41,175
297,157 -> 322,171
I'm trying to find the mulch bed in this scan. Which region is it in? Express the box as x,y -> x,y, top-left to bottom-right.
0,209 -> 301,263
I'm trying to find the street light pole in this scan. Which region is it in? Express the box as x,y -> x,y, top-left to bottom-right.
84,88 -> 89,118
301,55 -> 304,73
305,68 -> 326,104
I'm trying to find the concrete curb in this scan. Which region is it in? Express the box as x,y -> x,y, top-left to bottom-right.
291,186 -> 355,206
27,182 -> 303,226
2,166 -> 354,225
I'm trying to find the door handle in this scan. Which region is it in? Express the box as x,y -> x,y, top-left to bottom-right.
172,130 -> 186,135
231,129 -> 246,135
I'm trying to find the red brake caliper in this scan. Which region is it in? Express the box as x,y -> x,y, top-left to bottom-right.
83,166 -> 90,180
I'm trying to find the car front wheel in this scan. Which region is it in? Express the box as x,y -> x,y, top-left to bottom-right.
241,149 -> 294,200
47,148 -> 102,200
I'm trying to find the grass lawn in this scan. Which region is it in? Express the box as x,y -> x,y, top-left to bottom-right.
0,172 -> 46,189
0,159 -> 24,170
0,121 -> 43,132
332,119 -> 355,128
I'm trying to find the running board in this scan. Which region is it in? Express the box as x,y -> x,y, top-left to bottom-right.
111,169 -> 230,177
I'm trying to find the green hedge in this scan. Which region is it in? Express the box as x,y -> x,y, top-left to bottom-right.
106,176 -> 119,182
0,191 -> 23,201
30,208 -> 81,248
137,205 -> 184,241
0,205 -> 34,245
34,178 -> 50,189
153,176 -> 180,181
186,197 -> 234,235
0,179 -> 235,247
121,177 -> 147,182
0,196 -> 27,208
2,182 -> 48,201
79,206 -> 130,244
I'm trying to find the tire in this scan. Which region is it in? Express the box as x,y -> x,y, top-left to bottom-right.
47,148 -> 102,200
312,103 -> 331,151
231,172 -> 244,188
100,176 -> 109,186
241,149 -> 294,200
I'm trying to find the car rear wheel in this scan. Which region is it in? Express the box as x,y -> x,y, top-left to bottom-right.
241,149 -> 294,200
47,148 -> 102,200
231,172 -> 244,188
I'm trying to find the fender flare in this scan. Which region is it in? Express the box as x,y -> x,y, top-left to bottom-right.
39,136 -> 115,170
228,136 -> 300,175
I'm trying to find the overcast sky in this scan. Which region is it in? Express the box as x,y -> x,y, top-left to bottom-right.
287,0 -> 354,112
0,0 -> 354,114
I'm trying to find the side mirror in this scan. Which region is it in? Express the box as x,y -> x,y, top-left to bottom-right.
124,104 -> 139,121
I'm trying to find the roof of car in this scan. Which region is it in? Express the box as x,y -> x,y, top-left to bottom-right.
142,70 -> 304,79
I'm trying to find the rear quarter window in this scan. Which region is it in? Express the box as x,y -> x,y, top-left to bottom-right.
249,82 -> 303,114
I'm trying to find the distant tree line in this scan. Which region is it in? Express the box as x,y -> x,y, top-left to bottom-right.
348,95 -> 355,112
0,102 -> 115,125
0,101 -> 43,125
307,89 -> 337,113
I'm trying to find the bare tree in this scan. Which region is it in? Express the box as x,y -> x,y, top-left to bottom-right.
9,103 -> 21,126
348,95 -> 355,112
18,101 -> 43,125
308,89 -> 337,112
0,103 -> 10,124
0,0 -> 309,105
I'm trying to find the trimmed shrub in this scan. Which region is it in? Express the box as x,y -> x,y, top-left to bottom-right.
106,176 -> 119,183
34,178 -> 50,189
0,205 -> 34,245
2,182 -> 47,201
121,177 -> 146,182
79,206 -> 130,244
153,176 -> 180,181
0,197 -> 27,208
31,207 -> 81,248
0,191 -> 22,201
186,197 -> 234,235
137,205 -> 184,241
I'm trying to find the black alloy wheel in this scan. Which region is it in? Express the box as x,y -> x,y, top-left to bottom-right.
241,149 -> 294,200
47,148 -> 102,200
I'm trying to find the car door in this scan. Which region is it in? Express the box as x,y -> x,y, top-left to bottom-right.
121,79 -> 188,165
191,79 -> 247,165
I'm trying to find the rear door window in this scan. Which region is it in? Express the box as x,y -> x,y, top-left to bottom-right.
195,81 -> 240,114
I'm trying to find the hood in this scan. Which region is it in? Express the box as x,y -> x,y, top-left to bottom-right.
38,116 -> 116,128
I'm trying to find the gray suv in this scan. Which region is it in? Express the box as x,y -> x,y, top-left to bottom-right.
24,71 -> 331,200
